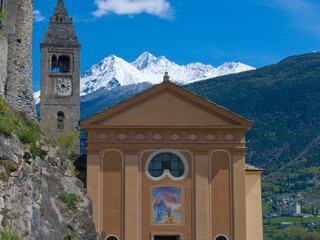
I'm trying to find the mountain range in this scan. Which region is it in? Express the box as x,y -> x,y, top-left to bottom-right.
33,52 -> 254,103
80,52 -> 254,95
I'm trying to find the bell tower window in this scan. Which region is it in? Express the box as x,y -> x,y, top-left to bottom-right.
58,56 -> 70,73
51,55 -> 58,72
57,111 -> 65,129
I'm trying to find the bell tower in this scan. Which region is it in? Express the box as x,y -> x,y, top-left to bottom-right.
40,0 -> 81,152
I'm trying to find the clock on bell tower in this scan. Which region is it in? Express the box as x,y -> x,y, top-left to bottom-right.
40,0 -> 81,153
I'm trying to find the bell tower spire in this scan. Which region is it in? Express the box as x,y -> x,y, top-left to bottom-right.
40,0 -> 81,153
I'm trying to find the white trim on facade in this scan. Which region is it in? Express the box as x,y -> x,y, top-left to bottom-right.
101,149 -> 124,240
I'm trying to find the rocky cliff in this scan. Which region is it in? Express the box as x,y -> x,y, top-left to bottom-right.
0,98 -> 97,240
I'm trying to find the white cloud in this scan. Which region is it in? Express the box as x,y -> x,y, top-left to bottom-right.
93,0 -> 174,19
33,10 -> 46,22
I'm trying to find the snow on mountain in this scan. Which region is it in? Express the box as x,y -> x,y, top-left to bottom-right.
80,55 -> 151,95
80,52 -> 254,96
33,52 -> 255,102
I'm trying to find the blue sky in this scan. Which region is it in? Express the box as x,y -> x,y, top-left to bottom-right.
32,0 -> 320,92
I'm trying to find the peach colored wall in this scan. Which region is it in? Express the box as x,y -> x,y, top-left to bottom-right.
232,153 -> 247,240
102,151 -> 122,238
86,153 -> 100,232
211,151 -> 231,239
124,153 -> 139,240
195,154 -> 210,240
246,172 -> 263,240
100,92 -> 237,126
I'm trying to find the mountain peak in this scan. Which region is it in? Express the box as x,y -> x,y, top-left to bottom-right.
132,52 -> 157,70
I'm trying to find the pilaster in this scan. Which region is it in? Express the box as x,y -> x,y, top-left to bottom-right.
124,151 -> 139,240
195,152 -> 209,240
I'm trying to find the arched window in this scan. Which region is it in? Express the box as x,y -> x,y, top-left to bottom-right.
58,55 -> 70,73
57,111 -> 65,130
214,235 -> 228,240
106,236 -> 119,240
51,55 -> 58,72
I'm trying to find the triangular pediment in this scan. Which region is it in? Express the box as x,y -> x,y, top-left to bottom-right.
81,81 -> 253,129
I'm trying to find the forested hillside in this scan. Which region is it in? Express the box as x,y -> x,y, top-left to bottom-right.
185,52 -> 320,197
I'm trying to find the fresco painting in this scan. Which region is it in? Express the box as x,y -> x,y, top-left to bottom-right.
152,187 -> 182,224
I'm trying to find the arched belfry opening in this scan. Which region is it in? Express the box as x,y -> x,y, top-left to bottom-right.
58,55 -> 70,73
51,55 -> 58,72
57,111 -> 65,129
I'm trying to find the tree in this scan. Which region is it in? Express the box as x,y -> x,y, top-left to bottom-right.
58,131 -> 79,154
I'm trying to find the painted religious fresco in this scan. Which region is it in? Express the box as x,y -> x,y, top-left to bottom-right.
152,187 -> 182,224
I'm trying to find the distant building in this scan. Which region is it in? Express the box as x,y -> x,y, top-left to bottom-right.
289,202 -> 301,215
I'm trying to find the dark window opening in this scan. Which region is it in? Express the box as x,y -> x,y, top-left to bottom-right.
148,153 -> 184,178
51,55 -> 58,72
106,237 -> 118,240
57,111 -> 65,130
60,17 -> 62,23
58,55 -> 70,73
154,236 -> 178,240
17,39 -> 21,43
216,236 -> 228,240
52,55 -> 70,73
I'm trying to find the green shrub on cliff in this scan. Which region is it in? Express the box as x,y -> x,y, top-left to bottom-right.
0,223 -> 21,240
0,97 -> 43,154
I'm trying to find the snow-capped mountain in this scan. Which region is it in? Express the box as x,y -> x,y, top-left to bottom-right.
80,52 -> 255,96
33,52 -> 254,102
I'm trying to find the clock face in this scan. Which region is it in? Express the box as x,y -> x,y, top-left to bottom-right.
55,78 -> 72,96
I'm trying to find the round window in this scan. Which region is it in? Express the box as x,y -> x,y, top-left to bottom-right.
145,150 -> 189,181
148,153 -> 184,178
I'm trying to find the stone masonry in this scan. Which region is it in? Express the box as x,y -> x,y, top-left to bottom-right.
0,39 -> 8,97
40,0 -> 81,153
1,0 -> 37,120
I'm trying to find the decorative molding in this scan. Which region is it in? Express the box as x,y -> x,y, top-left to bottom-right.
87,130 -> 245,146
206,134 -> 216,141
188,134 -> 198,141
98,133 -> 108,140
117,133 -> 127,140
170,134 -> 180,141
135,133 -> 145,141
224,134 -> 234,141
152,133 -> 163,141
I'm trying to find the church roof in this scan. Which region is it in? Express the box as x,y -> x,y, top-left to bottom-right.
41,0 -> 80,47
245,164 -> 264,172
81,79 -> 254,129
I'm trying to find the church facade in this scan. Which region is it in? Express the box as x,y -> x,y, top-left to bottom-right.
81,77 -> 263,240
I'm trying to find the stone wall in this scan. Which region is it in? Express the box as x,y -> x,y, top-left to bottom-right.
0,132 -> 97,240
0,38 -> 8,97
3,0 -> 36,120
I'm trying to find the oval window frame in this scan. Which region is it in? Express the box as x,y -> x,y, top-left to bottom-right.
145,149 -> 189,181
